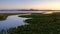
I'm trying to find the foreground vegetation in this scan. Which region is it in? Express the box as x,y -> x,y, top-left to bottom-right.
0,14 -> 9,21
8,13 -> 60,34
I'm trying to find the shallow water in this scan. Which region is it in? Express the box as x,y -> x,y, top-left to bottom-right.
0,15 -> 28,30
0,11 -> 59,30
0,11 -> 44,13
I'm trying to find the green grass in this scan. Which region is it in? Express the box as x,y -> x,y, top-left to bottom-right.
8,13 -> 60,34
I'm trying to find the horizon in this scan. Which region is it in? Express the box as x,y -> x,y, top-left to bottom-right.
1,8 -> 60,10
0,0 -> 60,10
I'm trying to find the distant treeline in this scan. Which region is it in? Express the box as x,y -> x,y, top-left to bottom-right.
0,9 -> 60,11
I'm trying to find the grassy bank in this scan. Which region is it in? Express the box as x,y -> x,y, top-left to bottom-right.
8,13 -> 60,34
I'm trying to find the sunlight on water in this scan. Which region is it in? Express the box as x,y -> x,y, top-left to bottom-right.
0,15 -> 28,30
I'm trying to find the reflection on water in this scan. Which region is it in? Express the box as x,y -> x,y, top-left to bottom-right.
0,14 -> 28,30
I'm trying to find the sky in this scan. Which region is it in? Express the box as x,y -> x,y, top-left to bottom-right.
0,0 -> 60,10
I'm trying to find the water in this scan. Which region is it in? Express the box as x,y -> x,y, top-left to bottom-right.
0,11 -> 45,13
0,11 -> 45,30
0,11 -> 59,30
0,11 -> 60,33
0,11 -> 60,14
0,15 -> 28,30
0,11 -> 59,34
